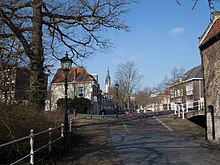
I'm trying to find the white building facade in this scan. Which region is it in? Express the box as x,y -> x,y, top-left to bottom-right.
49,66 -> 100,113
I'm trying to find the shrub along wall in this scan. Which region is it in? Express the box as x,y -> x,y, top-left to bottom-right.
57,97 -> 90,114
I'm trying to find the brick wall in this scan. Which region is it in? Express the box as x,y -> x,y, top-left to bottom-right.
201,38 -> 220,143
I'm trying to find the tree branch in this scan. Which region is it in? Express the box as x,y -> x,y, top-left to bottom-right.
0,8 -> 33,59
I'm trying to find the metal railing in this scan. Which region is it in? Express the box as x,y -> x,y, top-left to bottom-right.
145,100 -> 205,119
0,121 -> 71,165
173,100 -> 205,119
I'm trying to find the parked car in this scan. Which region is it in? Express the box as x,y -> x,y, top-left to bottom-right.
124,109 -> 133,118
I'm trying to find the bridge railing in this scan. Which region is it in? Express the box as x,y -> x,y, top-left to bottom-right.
144,100 -> 204,119
0,119 -> 72,165
172,100 -> 205,119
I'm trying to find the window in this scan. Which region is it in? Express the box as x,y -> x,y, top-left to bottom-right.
186,83 -> 193,95
176,89 -> 181,97
78,86 -> 83,97
170,89 -> 174,98
80,75 -> 84,80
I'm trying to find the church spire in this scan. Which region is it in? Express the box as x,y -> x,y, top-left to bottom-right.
104,67 -> 111,95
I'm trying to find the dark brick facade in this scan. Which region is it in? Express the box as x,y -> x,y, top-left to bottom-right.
0,67 -> 48,103
199,12 -> 220,143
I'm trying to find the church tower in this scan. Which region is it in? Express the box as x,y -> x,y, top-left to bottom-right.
104,68 -> 111,96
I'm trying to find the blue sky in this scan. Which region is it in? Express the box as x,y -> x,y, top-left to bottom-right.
81,1 -> 217,90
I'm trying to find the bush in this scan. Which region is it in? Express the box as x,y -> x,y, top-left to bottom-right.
0,102 -> 63,164
57,97 -> 90,114
72,97 -> 90,114
57,98 -> 75,111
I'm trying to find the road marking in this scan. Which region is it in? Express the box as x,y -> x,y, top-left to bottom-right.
154,116 -> 173,131
121,118 -> 128,131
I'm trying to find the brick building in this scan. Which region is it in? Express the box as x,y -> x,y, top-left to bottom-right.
0,67 -> 30,103
199,12 -> 220,143
0,66 -> 48,104
169,65 -> 204,108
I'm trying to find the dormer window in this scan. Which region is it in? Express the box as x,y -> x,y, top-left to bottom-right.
79,75 -> 84,80
78,86 -> 83,97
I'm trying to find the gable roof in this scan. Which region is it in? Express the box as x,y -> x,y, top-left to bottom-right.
51,66 -> 95,83
184,65 -> 203,80
199,12 -> 220,46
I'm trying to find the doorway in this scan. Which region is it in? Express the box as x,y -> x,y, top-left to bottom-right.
208,105 -> 215,140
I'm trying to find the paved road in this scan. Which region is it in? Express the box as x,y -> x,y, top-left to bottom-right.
55,113 -> 220,165
110,114 -> 220,165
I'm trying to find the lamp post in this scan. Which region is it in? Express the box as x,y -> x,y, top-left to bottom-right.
115,83 -> 119,118
90,82 -> 93,119
60,52 -> 73,151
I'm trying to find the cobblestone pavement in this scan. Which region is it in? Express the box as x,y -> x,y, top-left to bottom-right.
53,113 -> 220,165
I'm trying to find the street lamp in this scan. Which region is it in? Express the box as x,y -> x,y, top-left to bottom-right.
90,82 -> 93,119
115,83 -> 119,118
60,52 -> 73,151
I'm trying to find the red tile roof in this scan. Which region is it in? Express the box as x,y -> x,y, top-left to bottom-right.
200,15 -> 220,46
51,66 -> 93,83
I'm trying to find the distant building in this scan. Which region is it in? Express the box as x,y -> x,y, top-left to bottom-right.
199,12 -> 220,143
0,67 -> 29,103
169,65 -> 204,109
50,66 -> 100,113
162,88 -> 170,110
102,68 -> 115,111
184,65 -> 204,108
144,65 -> 204,112
0,67 -> 48,104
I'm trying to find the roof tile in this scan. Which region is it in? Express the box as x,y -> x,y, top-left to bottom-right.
51,66 -> 93,83
200,16 -> 220,45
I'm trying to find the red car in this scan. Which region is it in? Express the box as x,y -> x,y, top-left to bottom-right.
124,110 -> 133,118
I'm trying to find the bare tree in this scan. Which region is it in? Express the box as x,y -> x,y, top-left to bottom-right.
115,60 -> 142,109
0,0 -> 137,110
169,66 -> 185,85
0,26 -> 28,105
176,0 -> 220,11
135,87 -> 152,109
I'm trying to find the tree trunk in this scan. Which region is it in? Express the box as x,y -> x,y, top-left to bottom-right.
30,0 -> 45,110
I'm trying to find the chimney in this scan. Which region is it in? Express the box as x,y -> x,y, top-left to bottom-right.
212,11 -> 220,21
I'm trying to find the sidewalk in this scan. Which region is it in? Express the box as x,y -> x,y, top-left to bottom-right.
51,113 -> 220,164
55,114 -> 124,165
157,114 -> 205,142
157,114 -> 220,150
